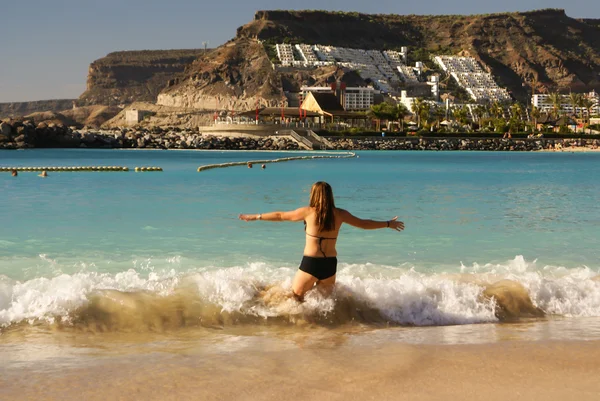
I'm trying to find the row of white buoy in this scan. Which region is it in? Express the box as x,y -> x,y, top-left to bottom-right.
3,153 -> 354,174
134,167 -> 163,172
0,166 -> 130,172
196,152 -> 356,172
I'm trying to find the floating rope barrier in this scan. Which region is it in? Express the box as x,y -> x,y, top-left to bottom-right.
134,167 -> 163,172
0,166 -> 129,172
197,152 -> 356,172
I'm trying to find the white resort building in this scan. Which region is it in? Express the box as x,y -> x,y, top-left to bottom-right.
433,56 -> 512,103
275,44 -> 514,107
531,91 -> 600,116
274,43 -> 422,94
300,85 -> 378,111
275,44 -> 295,66
384,50 -> 419,83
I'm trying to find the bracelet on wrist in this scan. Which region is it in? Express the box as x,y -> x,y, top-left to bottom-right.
257,214 -> 262,220
386,220 -> 390,227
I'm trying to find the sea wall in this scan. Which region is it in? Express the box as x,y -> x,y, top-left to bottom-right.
327,137 -> 600,151
1,121 -> 598,151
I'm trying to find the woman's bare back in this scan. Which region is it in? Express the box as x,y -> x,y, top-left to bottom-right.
303,208 -> 342,258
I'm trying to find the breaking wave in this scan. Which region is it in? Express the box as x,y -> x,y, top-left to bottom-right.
1,256 -> 599,332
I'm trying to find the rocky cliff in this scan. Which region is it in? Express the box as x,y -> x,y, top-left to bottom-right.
156,40 -> 281,111
237,9 -> 600,99
79,49 -> 206,106
0,99 -> 76,119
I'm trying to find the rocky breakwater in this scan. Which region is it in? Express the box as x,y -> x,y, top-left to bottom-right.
328,137 -> 600,151
1,120 -> 81,149
116,129 -> 300,150
0,121 -> 300,151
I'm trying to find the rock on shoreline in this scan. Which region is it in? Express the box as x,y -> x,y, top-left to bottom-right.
0,121 -> 598,151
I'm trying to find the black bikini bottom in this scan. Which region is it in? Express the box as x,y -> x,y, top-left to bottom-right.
299,256 -> 338,280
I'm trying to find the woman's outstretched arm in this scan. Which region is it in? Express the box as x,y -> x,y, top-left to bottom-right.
239,207 -> 310,222
339,209 -> 405,231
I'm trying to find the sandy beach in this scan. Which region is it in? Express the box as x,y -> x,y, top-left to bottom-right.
2,336 -> 599,401
539,146 -> 600,152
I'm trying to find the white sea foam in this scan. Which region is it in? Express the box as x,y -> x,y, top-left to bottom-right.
0,240 -> 16,248
0,256 -> 599,329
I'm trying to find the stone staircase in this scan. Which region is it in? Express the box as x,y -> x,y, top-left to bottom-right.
279,129 -> 332,150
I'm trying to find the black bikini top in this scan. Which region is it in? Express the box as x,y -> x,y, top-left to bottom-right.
304,220 -> 337,257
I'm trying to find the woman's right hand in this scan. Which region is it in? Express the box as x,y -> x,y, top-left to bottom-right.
238,214 -> 258,221
387,216 -> 405,232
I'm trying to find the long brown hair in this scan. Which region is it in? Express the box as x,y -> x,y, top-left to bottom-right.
309,181 -> 336,231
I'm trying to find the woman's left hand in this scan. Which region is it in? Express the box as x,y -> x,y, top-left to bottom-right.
388,216 -> 405,232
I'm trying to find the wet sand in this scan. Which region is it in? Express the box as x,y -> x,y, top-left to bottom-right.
2,331 -> 600,401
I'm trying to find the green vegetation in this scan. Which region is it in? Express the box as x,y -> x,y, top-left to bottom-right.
264,45 -> 280,64
444,77 -> 472,103
407,48 -> 433,66
367,102 -> 410,131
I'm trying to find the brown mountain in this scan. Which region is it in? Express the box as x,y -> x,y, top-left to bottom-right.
79,49 -> 207,106
240,9 -> 600,98
152,9 -> 600,112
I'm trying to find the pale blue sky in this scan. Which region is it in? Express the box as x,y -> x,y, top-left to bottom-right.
0,0 -> 596,102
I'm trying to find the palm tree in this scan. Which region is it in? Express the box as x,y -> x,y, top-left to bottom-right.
582,98 -> 596,133
568,93 -> 583,120
368,103 -> 389,131
490,101 -> 503,119
453,106 -> 469,130
478,105 -> 488,120
480,103 -> 493,121
469,105 -> 482,122
582,98 -> 595,124
411,98 -> 425,128
531,106 -> 541,132
510,103 -> 524,121
433,104 -> 446,129
392,103 -> 409,131
548,92 -> 562,119
469,105 -> 482,131
420,102 -> 432,128
576,94 -> 586,121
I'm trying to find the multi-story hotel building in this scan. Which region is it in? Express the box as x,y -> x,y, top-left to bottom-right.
532,91 -> 599,116
300,85 -> 378,111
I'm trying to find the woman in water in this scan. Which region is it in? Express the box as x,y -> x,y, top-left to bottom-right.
239,181 -> 404,301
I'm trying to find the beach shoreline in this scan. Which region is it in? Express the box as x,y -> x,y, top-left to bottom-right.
537,146 -> 600,152
2,119 -> 600,151
2,337 -> 599,401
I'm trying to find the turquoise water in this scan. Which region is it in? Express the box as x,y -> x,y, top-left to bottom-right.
1,149 -> 600,328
